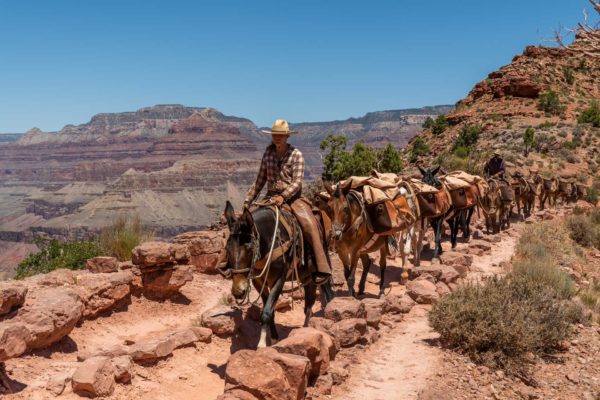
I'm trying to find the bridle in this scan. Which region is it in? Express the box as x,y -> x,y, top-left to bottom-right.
332,190 -> 366,238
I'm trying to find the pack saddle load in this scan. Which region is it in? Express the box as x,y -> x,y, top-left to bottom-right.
408,177 -> 451,219
439,170 -> 489,210
336,171 -> 414,236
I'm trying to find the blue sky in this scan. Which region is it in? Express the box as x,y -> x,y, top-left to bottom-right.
0,0 -> 594,132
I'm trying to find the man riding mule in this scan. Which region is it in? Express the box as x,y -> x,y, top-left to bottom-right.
220,119 -> 334,347
244,119 -> 332,284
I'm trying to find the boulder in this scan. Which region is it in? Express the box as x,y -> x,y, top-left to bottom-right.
111,355 -> 134,383
141,264 -> 193,296
16,287 -> 84,351
415,273 -> 437,284
200,305 -> 243,337
224,350 -> 293,400
174,230 -> 226,274
131,241 -> 190,268
360,298 -> 385,328
74,271 -> 133,318
383,294 -> 416,314
469,240 -> 492,252
86,257 -> 119,273
272,327 -> 336,379
406,280 -> 440,304
0,323 -> 31,361
46,373 -> 70,396
323,297 -> 366,322
435,281 -> 451,296
129,328 -> 203,363
440,252 -> 473,268
217,389 -> 260,400
0,282 -> 27,315
307,317 -> 334,334
259,348 -> 310,400
71,356 -> 116,398
412,265 -> 459,284
329,318 -> 368,347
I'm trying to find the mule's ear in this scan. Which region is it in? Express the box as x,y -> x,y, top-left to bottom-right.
431,166 -> 441,176
418,165 -> 426,176
241,207 -> 253,228
224,201 -> 236,228
323,181 -> 334,195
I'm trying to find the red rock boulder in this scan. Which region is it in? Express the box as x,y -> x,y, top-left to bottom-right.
0,282 -> 27,315
131,241 -> 190,268
323,297 -> 366,322
86,256 -> 119,273
406,280 -> 440,304
272,327 -> 336,379
174,230 -> 227,274
71,356 -> 116,397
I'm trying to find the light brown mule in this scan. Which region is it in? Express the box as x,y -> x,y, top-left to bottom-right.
511,174 -> 538,219
323,183 -> 406,297
537,176 -> 559,209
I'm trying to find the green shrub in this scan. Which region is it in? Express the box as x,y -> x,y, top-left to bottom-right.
512,258 -> 576,300
563,67 -> 575,85
578,103 -> 600,128
452,124 -> 482,156
429,275 -> 580,373
410,137 -> 430,162
538,90 -> 564,116
99,215 -> 153,260
422,117 -> 434,129
567,214 -> 600,249
16,238 -> 102,279
453,146 -> 470,159
320,134 -> 403,181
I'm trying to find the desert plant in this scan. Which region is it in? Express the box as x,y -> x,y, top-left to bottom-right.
563,67 -> 575,85
538,90 -> 564,116
376,143 -> 403,173
578,102 -> 600,128
410,136 -> 430,162
99,215 -> 153,261
452,124 -> 481,156
523,127 -> 535,156
16,238 -> 102,279
567,214 -> 600,249
429,275 -> 581,373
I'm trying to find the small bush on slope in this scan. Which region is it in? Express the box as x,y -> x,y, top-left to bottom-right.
16,238 -> 102,279
429,222 -> 585,375
99,215 -> 153,261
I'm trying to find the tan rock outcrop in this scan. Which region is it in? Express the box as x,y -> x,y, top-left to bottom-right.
174,230 -> 227,274
86,256 -> 119,273
74,271 -> 134,317
273,327 -> 336,379
0,283 -> 27,315
323,297 -> 366,322
406,280 -> 440,304
200,305 -> 243,337
71,356 -> 116,397
131,241 -> 190,268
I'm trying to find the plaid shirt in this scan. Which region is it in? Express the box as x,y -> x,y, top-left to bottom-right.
245,144 -> 304,203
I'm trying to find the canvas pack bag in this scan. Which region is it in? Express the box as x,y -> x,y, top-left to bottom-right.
365,194 -> 413,235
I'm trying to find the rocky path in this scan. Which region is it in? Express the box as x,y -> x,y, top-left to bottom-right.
330,224 -> 522,400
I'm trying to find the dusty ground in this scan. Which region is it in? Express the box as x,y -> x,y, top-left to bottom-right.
3,208 -> 600,400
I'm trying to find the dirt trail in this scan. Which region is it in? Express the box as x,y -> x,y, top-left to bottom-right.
331,225 -> 521,400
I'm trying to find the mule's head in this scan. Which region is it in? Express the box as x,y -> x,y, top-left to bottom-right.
313,192 -> 333,218
223,201 -> 255,300
418,165 -> 442,188
324,181 -> 351,239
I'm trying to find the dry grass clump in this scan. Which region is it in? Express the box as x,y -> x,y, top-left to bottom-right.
566,208 -> 600,250
429,222 -> 586,375
99,215 -> 153,261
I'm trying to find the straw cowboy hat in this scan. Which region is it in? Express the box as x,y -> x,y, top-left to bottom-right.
261,119 -> 298,135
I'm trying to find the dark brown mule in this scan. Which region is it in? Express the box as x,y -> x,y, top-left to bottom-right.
221,201 -> 334,347
482,179 -> 502,233
484,179 -> 513,232
511,173 -> 538,219
323,183 -> 412,297
415,167 -> 452,261
537,176 -> 559,209
557,179 -> 575,205
443,181 -> 480,248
